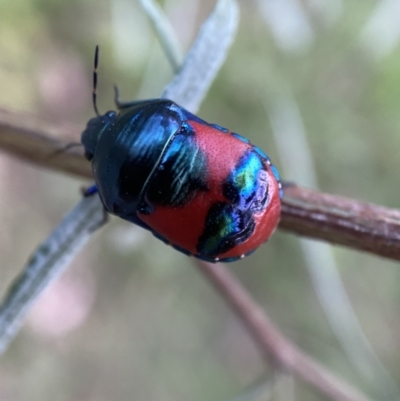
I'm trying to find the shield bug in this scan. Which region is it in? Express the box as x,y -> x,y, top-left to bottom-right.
81,47 -> 282,262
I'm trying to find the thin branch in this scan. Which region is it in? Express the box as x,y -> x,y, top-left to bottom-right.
196,260 -> 372,401
162,0 -> 239,113
0,194 -> 105,352
0,108 -> 91,178
1,107 -> 399,262
280,185 -> 400,261
138,0 -> 184,72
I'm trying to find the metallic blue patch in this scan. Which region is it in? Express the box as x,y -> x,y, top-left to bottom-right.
231,132 -> 250,144
220,256 -> 241,263
223,150 -> 268,213
211,123 -> 229,133
197,150 -> 270,257
270,164 -> 280,182
196,202 -> 255,257
233,152 -> 262,204
254,145 -> 270,162
144,123 -> 209,208
279,188 -> 284,199
194,249 -> 256,263
86,99 -> 184,219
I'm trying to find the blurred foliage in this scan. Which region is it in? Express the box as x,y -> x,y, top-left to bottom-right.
1,1 -> 400,400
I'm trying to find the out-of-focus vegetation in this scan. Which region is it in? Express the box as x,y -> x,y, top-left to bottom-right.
0,1 -> 400,400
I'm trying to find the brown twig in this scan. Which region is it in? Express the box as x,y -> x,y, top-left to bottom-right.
0,108 -> 91,178
1,107 -> 400,261
196,260 -> 372,401
280,185 -> 400,260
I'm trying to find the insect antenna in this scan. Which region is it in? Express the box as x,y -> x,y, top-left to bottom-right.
50,142 -> 83,159
92,45 -> 100,117
60,142 -> 83,152
50,46 -> 100,159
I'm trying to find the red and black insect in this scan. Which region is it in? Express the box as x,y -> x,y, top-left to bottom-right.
81,47 -> 282,262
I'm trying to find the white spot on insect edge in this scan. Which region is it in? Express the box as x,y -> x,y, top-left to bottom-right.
214,258 -> 220,262
266,160 -> 271,165
240,254 -> 245,259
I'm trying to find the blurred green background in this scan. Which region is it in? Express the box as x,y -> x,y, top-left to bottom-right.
1,0 -> 400,400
